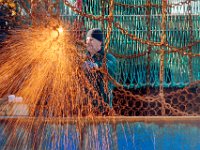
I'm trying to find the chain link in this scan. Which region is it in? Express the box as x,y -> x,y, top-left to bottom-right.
168,0 -> 198,7
64,0 -> 108,21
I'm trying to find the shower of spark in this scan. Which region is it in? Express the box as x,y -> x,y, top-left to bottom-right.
0,21 -> 114,149
0,22 -> 111,117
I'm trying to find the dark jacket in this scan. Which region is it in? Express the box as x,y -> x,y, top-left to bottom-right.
83,48 -> 117,107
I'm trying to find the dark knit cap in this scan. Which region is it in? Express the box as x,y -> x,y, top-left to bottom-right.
86,28 -> 103,42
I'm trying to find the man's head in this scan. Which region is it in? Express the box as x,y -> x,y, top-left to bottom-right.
86,28 -> 103,55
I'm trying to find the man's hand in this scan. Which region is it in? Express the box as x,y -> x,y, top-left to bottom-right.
82,61 -> 98,70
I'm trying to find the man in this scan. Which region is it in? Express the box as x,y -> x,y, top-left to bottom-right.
82,28 -> 117,108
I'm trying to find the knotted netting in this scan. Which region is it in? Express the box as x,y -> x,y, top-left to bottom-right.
0,0 -> 200,116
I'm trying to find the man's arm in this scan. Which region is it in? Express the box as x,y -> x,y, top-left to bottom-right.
106,53 -> 117,78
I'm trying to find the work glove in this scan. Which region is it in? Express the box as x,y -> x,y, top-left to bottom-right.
82,61 -> 98,71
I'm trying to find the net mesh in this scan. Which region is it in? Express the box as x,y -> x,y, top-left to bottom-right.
0,0 -> 200,116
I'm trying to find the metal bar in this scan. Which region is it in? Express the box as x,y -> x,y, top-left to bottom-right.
0,116 -> 199,124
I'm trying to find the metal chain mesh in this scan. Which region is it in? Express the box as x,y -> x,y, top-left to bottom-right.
0,0 -> 200,116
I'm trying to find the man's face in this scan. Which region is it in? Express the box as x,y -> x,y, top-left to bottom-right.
86,37 -> 102,54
